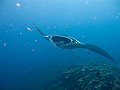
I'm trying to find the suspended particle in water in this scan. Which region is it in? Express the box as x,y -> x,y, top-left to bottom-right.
85,1 -> 89,4
27,27 -> 32,32
19,32 -> 23,35
16,2 -> 21,7
35,40 -> 38,43
77,22 -> 80,25
93,16 -> 97,20
115,16 -> 119,19
32,49 -> 35,52
3,43 -> 7,47
27,27 -> 31,30
71,18 -> 74,21
12,28 -> 16,31
6,31 -> 8,33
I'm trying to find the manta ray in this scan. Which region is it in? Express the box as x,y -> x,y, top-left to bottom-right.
33,23 -> 115,62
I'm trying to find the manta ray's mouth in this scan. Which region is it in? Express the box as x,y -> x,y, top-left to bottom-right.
51,35 -> 72,45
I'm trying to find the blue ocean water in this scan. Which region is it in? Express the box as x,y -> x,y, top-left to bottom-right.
0,0 -> 120,90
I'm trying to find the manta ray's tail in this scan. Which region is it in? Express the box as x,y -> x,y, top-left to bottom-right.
83,44 -> 116,62
33,22 -> 46,36
33,22 -> 49,40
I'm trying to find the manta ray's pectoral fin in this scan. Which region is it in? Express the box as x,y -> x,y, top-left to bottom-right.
82,44 -> 116,62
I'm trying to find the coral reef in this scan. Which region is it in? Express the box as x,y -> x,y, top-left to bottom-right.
48,63 -> 120,90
